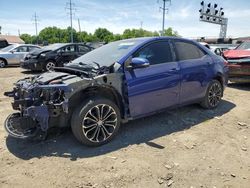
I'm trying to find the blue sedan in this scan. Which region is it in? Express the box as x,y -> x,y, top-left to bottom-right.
4,37 -> 228,146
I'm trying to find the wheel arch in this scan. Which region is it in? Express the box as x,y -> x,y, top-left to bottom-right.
69,85 -> 126,119
0,57 -> 8,66
212,73 -> 224,96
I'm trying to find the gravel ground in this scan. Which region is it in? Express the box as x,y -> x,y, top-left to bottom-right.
0,67 -> 249,188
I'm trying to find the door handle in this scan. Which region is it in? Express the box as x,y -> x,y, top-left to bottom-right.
169,67 -> 180,71
207,61 -> 213,65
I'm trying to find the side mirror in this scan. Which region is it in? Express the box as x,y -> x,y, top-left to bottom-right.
214,49 -> 221,56
130,57 -> 150,69
10,50 -> 14,54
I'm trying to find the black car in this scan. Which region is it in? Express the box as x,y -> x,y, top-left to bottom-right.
20,43 -> 93,71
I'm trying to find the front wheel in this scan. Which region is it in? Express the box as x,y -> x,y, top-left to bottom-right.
45,61 -> 56,71
71,97 -> 121,147
201,80 -> 223,109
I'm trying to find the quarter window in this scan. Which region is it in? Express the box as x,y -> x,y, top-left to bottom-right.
133,41 -> 173,65
174,41 -> 206,61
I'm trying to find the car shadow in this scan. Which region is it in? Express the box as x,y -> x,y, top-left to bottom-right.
228,82 -> 250,91
6,100 -> 236,161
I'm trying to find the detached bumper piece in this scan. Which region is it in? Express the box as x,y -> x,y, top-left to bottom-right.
4,113 -> 43,139
4,105 -> 50,140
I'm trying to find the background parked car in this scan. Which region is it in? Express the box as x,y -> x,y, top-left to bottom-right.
0,44 -> 40,68
210,44 -> 236,56
223,41 -> 250,83
20,43 -> 94,71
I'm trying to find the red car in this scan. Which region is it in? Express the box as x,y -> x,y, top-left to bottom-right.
223,41 -> 250,83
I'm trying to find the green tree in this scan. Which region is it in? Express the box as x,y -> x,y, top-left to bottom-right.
162,27 -> 179,37
94,28 -> 113,43
20,34 -> 33,44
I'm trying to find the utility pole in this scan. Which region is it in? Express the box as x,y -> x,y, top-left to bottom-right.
32,12 -> 39,44
78,18 -> 82,42
78,18 -> 81,32
159,0 -> 171,36
66,0 -> 76,43
140,21 -> 143,30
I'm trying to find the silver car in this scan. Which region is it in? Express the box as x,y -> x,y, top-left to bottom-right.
0,44 -> 40,68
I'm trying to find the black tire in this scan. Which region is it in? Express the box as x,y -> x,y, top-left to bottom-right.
71,97 -> 121,147
0,58 -> 7,68
201,80 -> 223,109
44,60 -> 56,71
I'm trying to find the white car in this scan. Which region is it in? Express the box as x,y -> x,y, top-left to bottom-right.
0,44 -> 40,68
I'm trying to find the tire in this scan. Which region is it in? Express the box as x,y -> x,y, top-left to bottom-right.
201,80 -> 223,109
71,97 -> 121,147
0,59 -> 7,68
44,60 -> 56,71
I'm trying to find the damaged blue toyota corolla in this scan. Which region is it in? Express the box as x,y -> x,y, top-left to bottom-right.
4,37 -> 228,146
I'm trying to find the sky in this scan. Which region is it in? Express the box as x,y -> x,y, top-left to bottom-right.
0,0 -> 250,38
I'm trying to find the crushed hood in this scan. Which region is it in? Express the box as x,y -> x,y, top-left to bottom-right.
223,49 -> 250,59
33,71 -> 72,84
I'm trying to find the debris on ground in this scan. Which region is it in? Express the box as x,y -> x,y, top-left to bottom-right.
238,122 -> 247,127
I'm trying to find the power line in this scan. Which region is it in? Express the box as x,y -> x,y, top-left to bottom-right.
159,0 -> 171,36
32,12 -> 39,44
66,0 -> 76,43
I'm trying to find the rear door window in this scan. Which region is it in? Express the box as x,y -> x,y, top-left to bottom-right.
15,46 -> 28,52
174,41 -> 206,61
78,45 -> 90,53
28,46 -> 39,52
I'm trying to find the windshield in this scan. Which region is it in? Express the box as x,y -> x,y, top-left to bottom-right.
0,44 -> 17,52
69,39 -> 142,67
236,42 -> 250,50
42,43 -> 66,51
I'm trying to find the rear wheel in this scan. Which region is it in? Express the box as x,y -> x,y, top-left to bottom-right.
45,61 -> 56,71
201,80 -> 223,109
71,97 -> 121,146
0,59 -> 6,68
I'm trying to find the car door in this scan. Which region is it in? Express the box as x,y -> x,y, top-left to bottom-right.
56,45 -> 76,65
8,46 -> 28,64
173,40 -> 214,104
124,40 -> 181,118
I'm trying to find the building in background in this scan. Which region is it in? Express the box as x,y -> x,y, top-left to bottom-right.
0,34 -> 25,44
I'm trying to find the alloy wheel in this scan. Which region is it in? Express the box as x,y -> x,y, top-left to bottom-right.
46,62 -> 55,71
82,104 -> 117,143
208,82 -> 222,107
0,60 -> 5,68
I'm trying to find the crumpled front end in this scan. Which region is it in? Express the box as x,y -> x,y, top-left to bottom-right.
4,74 -> 71,139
